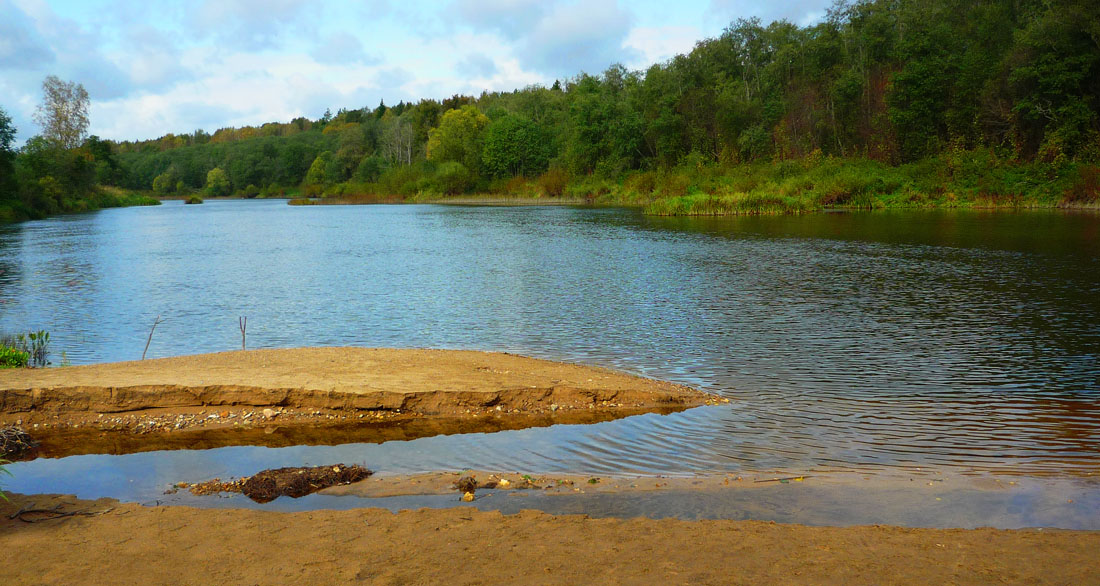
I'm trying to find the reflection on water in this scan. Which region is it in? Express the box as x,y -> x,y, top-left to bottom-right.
1,202 -> 1099,478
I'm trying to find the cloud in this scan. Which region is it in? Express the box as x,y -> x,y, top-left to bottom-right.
449,0 -> 546,40
625,26 -> 701,67
706,0 -> 830,27
310,31 -> 379,66
0,0 -> 55,70
118,26 -> 194,92
374,67 -> 413,92
455,53 -> 498,78
515,0 -> 638,77
187,0 -> 314,51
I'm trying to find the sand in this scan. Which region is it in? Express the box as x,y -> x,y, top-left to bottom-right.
1,494 -> 1097,585
0,348 -> 714,446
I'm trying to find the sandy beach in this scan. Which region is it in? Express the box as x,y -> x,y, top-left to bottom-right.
1,493 -> 1097,585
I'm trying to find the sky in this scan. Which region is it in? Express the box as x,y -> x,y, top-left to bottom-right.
1,0 -> 832,144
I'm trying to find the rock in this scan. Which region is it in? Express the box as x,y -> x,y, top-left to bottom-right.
455,476 -> 479,493
461,492 -> 475,502
262,408 -> 277,418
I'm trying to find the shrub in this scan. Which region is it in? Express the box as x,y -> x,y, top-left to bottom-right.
0,346 -> 28,368
1064,165 -> 1100,203
185,196 -> 204,204
2,331 -> 48,367
537,167 -> 569,197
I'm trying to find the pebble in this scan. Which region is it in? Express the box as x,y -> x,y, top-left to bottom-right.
262,408 -> 277,418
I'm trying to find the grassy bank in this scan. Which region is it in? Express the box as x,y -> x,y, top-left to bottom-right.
0,186 -> 159,224
292,151 -> 1099,215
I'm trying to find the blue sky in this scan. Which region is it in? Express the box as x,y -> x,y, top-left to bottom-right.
1,0 -> 832,143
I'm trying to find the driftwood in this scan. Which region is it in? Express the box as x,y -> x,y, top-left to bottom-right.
142,315 -> 164,360
0,426 -> 37,459
8,502 -> 115,523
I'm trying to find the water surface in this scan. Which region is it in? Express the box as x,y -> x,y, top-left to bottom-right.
2,202 -> 1098,485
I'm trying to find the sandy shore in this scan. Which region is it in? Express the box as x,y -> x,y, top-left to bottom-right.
1,493 -> 1096,585
0,348 -> 715,455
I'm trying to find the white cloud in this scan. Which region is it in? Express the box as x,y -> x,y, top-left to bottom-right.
625,26 -> 702,68
449,0 -> 546,39
310,31 -> 378,66
455,53 -> 498,78
515,0 -> 638,77
706,0 -> 830,27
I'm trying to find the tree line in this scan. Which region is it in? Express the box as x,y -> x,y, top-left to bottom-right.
2,0 -> 1098,219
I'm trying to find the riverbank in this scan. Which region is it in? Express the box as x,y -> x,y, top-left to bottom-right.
276,154 -> 1100,216
1,493 -> 1096,585
0,348 -> 715,456
0,185 -> 159,224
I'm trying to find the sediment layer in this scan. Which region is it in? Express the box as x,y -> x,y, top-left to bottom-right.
0,348 -> 715,448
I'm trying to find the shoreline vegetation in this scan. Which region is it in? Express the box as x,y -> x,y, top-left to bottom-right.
280,153 -> 1100,215
5,0 -> 1099,222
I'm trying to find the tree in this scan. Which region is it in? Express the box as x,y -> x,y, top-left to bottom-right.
205,167 -> 230,196
33,76 -> 90,149
0,107 -> 16,196
482,114 -> 551,178
426,105 -> 489,173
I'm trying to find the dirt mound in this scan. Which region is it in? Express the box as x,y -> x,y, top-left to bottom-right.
186,464 -> 372,503
242,465 -> 372,503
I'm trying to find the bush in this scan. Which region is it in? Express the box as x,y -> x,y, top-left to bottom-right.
0,346 -> 28,368
537,167 -> 569,197
1064,165 -> 1100,203
432,162 -> 474,195
2,331 -> 48,367
185,195 -> 204,204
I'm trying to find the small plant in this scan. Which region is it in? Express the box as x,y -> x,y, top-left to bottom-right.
22,331 -> 50,367
2,331 -> 49,367
0,346 -> 28,368
185,195 -> 204,204
0,460 -> 10,502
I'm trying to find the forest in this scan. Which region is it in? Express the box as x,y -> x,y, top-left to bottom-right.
1,0 -> 1098,220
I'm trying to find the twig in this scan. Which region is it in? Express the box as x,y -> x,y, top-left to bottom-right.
239,316 -> 247,351
142,315 -> 164,360
13,506 -> 114,523
753,476 -> 812,483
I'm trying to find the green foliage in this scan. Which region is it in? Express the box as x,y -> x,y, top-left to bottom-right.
482,114 -> 552,178
205,167 -> 230,196
4,331 -> 49,367
431,161 -> 475,195
6,0 -> 1097,219
0,346 -> 29,368
185,195 -> 204,204
426,105 -> 490,173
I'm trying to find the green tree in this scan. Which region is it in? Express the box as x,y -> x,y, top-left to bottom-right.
426,105 -> 490,174
305,151 -> 331,186
482,114 -> 551,178
0,107 -> 16,197
205,167 -> 230,196
33,76 -> 90,149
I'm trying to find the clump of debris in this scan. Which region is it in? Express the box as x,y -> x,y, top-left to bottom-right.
183,464 -> 372,503
0,426 -> 38,460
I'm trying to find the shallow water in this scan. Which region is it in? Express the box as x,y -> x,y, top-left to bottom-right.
2,202 -> 1099,523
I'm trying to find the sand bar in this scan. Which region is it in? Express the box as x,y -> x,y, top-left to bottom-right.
0,348 -> 714,450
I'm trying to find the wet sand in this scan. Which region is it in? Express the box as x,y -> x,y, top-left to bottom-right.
1,493 -> 1097,585
0,348 -> 714,452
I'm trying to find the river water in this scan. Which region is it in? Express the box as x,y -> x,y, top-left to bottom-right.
2,201 -> 1099,523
